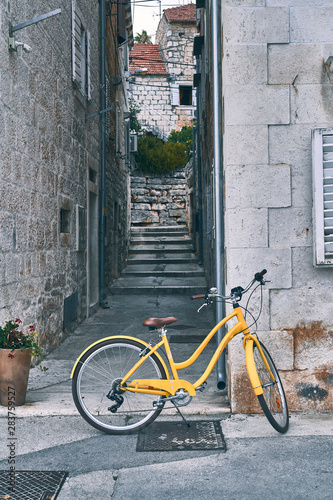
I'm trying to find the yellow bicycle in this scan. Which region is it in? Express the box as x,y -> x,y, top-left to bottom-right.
71,269 -> 289,435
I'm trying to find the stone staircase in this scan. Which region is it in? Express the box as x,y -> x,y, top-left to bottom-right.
110,225 -> 207,295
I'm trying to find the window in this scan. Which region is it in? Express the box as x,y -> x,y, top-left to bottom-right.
312,128 -> 333,266
60,209 -> 70,234
170,84 -> 196,106
72,0 -> 91,100
179,86 -> 192,106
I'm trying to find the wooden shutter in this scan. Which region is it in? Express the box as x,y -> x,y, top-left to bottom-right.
72,0 -> 91,99
86,30 -> 91,100
170,84 -> 179,106
72,0 -> 82,86
312,128 -> 333,266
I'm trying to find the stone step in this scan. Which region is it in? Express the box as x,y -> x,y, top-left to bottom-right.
122,263 -> 205,278
110,276 -> 207,295
130,236 -> 193,245
131,225 -> 187,234
129,244 -> 194,254
127,253 -> 199,264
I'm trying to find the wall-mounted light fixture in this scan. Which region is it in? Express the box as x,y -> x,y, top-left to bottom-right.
8,8 -> 61,53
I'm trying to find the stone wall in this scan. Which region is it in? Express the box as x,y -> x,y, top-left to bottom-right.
0,1 -> 130,356
131,163 -> 192,227
221,1 -> 333,413
196,2 -> 333,413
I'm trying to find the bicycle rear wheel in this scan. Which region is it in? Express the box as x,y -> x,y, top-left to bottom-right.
72,338 -> 167,434
252,341 -> 289,433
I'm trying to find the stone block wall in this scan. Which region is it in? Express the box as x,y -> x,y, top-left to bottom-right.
0,0 -> 101,354
0,1 -> 131,356
222,1 -> 333,413
131,164 -> 192,226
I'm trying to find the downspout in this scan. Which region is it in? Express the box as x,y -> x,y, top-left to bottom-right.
196,57 -> 203,265
99,0 -> 107,306
192,125 -> 197,252
212,0 -> 226,389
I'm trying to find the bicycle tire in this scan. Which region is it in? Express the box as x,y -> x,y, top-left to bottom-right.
252,341 -> 289,433
72,338 -> 167,434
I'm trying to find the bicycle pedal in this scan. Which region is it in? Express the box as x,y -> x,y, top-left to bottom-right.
197,382 -> 207,392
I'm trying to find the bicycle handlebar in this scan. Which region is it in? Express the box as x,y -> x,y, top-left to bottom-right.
191,269 -> 268,302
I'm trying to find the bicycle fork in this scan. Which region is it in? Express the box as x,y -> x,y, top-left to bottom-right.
243,334 -> 276,396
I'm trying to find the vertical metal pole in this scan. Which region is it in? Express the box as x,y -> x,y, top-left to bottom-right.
99,0 -> 107,306
196,58 -> 203,265
212,0 -> 226,389
192,125 -> 197,252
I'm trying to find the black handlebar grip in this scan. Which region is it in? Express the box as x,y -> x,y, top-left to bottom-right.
255,269 -> 267,281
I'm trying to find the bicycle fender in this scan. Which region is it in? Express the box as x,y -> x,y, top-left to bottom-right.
70,335 -> 170,379
244,338 -> 264,396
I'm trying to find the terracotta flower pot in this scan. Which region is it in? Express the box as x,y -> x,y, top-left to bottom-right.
0,349 -> 31,406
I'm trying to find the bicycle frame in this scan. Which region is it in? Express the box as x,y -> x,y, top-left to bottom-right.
121,305 -> 268,398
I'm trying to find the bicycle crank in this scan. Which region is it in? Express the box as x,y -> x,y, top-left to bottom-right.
153,389 -> 192,408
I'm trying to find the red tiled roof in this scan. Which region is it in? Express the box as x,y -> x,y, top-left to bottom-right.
129,44 -> 168,75
164,4 -> 196,23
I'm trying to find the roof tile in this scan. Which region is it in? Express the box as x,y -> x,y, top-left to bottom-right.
129,44 -> 168,75
164,4 -> 196,23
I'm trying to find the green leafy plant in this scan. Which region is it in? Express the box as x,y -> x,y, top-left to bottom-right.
129,99 -> 142,135
0,319 -> 47,370
136,133 -> 187,174
168,126 -> 193,160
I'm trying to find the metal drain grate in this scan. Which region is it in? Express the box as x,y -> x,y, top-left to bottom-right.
169,335 -> 207,343
0,471 -> 68,499
136,420 -> 226,452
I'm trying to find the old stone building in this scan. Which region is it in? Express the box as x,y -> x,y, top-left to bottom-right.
0,1 -> 132,355
195,1 -> 333,413
129,4 -> 198,139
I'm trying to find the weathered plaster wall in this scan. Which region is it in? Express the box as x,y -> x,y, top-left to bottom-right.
222,0 -> 333,413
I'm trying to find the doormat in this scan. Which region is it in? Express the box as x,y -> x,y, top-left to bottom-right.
0,470 -> 68,500
136,420 -> 226,452
169,335 -> 207,343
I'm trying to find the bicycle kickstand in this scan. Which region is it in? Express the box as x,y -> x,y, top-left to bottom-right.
171,401 -> 191,428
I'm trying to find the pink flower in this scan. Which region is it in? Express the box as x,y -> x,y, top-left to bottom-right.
8,353 -> 15,359
15,319 -> 22,324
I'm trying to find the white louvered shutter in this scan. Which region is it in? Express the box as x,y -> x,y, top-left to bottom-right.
72,0 -> 91,99
312,128 -> 333,266
86,30 -> 91,101
170,84 -> 179,106
72,0 -> 82,86
192,87 -> 197,107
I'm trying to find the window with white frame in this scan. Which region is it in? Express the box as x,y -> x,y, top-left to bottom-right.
170,84 -> 196,107
312,128 -> 333,266
72,0 -> 91,100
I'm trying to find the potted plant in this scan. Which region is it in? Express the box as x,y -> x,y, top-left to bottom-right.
0,319 -> 44,406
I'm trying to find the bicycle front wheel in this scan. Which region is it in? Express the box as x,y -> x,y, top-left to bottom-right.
252,341 -> 289,433
72,338 -> 167,434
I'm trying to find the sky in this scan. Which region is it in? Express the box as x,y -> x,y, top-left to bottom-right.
131,0 -> 193,43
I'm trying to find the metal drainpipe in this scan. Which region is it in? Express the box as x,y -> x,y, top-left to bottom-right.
212,0 -> 227,389
99,0 -> 107,306
196,57 -> 203,265
192,125 -> 197,252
